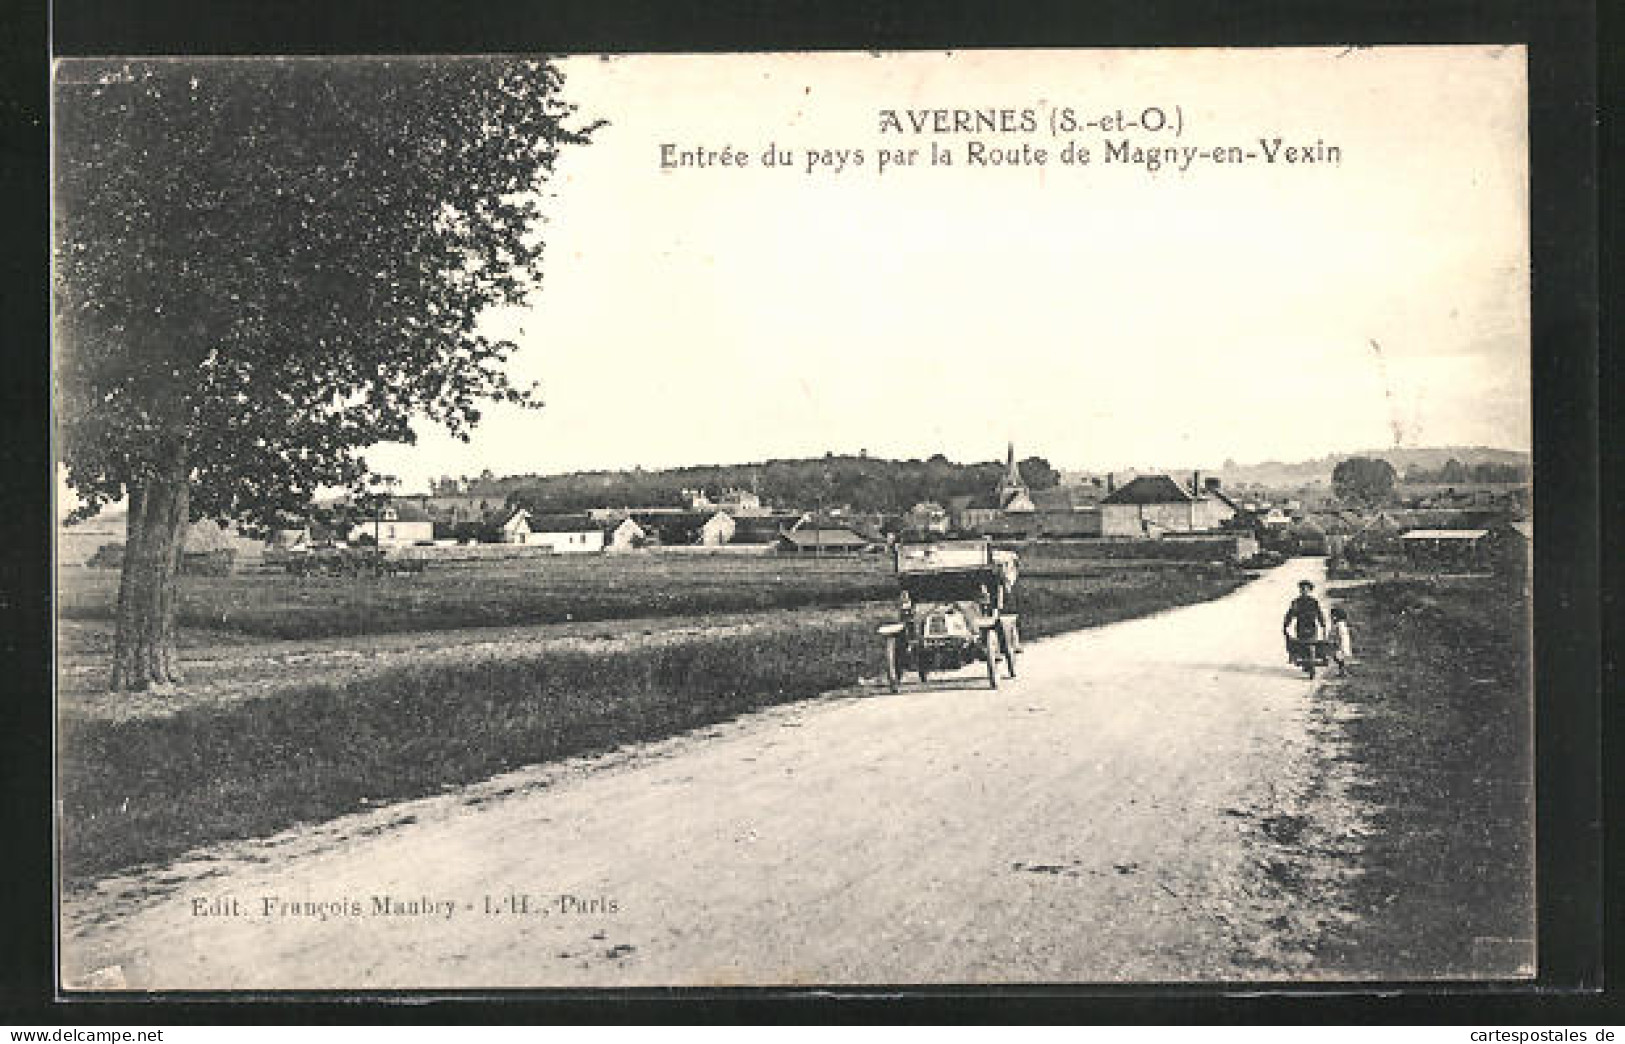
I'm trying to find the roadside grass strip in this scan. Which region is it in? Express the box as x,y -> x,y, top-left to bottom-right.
1315,574 -> 1534,977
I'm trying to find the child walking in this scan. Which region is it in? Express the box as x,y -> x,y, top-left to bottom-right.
1329,606 -> 1353,676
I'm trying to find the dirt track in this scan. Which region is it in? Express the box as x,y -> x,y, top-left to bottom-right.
63,559 -> 1378,989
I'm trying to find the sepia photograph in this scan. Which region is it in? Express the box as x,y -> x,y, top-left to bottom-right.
52,46 -> 1538,991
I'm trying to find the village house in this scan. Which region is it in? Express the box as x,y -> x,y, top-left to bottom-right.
1029,485 -> 1104,539
1099,473 -> 1237,537
525,515 -> 606,554
346,502 -> 435,547
605,517 -> 648,552
697,511 -> 737,546
493,506 -> 534,544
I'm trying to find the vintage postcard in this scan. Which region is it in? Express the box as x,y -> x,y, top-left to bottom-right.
54,46 -> 1534,991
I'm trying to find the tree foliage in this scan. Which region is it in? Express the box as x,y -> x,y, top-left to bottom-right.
497,453 -> 1061,515
53,57 -> 596,689
1331,456 -> 1398,506
54,57 -> 598,527
1405,459 -> 1527,484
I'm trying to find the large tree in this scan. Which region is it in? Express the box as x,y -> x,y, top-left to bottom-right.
54,58 -> 596,690
1331,456 -> 1398,506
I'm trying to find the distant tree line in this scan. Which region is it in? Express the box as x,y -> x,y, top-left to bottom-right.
473,453 -> 1061,515
1404,459 -> 1529,485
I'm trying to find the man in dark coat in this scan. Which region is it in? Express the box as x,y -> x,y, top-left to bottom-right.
1282,579 -> 1326,663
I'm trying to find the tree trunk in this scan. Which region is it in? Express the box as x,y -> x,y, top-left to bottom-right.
110,440 -> 191,692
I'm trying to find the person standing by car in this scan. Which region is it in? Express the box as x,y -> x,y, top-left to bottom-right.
1282,579 -> 1326,665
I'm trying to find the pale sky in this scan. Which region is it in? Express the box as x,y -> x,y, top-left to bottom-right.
367,46 -> 1530,491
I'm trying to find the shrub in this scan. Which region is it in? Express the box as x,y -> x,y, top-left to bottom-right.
85,542 -> 124,569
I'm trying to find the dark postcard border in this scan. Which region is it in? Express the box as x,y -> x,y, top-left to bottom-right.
10,0 -> 1606,1026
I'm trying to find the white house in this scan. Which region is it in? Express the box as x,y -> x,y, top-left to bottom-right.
496,507 -> 533,544
347,503 -> 435,547
606,517 -> 647,551
1099,474 -> 1236,537
526,515 -> 606,554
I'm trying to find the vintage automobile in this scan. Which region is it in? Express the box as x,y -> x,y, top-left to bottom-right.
878,540 -> 1020,692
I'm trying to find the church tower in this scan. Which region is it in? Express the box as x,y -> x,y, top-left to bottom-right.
997,441 -> 1032,510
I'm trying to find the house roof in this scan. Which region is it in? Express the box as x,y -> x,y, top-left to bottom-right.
1031,487 -> 1101,512
779,528 -> 869,548
1101,475 -> 1195,505
527,514 -> 602,533
1401,529 -> 1490,540
384,503 -> 433,523
731,516 -> 793,542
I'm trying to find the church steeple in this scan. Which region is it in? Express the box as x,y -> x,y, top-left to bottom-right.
997,441 -> 1029,507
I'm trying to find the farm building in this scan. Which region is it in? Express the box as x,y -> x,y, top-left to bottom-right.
777,527 -> 870,555
526,515 -> 606,554
1400,528 -> 1491,570
1099,474 -> 1237,537
605,517 -> 648,551
731,514 -> 803,545
347,503 -> 435,547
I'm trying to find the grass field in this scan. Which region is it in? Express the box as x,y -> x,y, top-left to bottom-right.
56,554 -> 899,639
58,550 -> 1250,881
1315,574 -> 1535,976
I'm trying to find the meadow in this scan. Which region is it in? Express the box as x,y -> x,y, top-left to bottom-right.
58,549 -> 1250,880
56,554 -> 898,639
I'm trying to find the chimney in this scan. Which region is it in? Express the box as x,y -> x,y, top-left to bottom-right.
1106,472 -> 1115,495
1192,470 -> 1201,495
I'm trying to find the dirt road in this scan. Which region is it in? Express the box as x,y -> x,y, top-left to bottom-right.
63,560 -> 1374,989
